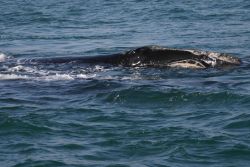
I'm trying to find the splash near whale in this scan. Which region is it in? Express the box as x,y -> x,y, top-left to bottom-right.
25,45 -> 242,68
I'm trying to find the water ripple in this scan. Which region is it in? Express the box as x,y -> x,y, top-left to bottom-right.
1,0 -> 250,166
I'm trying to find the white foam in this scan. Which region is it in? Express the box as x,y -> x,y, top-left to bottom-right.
76,74 -> 97,79
42,73 -> 74,81
0,62 -> 101,81
39,73 -> 97,81
0,73 -> 98,81
0,53 -> 7,62
94,65 -> 104,71
7,65 -> 33,72
0,74 -> 30,80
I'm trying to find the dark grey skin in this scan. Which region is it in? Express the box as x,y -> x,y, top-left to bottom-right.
32,45 -> 241,68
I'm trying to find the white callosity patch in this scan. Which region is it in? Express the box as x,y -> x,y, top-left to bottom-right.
185,49 -> 220,67
185,49 -> 241,66
168,60 -> 206,69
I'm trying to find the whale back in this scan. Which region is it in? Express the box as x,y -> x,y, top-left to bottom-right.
26,45 -> 241,69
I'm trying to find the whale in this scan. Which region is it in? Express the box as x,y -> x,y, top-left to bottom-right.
31,45 -> 241,68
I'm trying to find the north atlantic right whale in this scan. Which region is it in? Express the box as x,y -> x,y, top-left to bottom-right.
30,45 -> 241,69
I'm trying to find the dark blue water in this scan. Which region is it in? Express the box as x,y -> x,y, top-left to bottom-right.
1,0 -> 250,166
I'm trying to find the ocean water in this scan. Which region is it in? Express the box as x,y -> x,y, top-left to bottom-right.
1,0 -> 250,166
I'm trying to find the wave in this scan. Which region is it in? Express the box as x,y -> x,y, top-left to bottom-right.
0,64 -> 98,81
100,88 -> 250,108
0,74 -> 29,80
0,72 -> 97,81
12,160 -> 67,167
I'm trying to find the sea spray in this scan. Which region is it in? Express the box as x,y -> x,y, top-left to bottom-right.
0,53 -> 7,62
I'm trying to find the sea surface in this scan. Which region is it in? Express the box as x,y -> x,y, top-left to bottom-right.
1,0 -> 250,166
